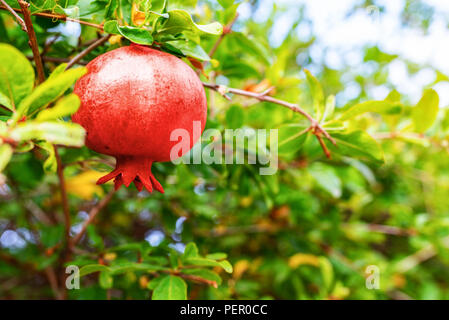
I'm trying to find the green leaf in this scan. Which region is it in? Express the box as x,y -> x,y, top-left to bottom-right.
0,91 -> 12,112
159,9 -> 222,36
181,268 -> 222,286
0,144 -> 13,172
0,43 -> 35,107
147,276 -> 164,290
412,89 -> 439,133
104,0 -> 118,20
167,0 -> 197,9
205,252 -> 228,260
79,264 -> 111,277
103,20 -> 120,34
228,32 -> 272,65
319,257 -> 334,291
308,163 -> 342,198
276,123 -> 309,155
339,100 -> 402,121
322,95 -> 335,123
152,275 -> 187,300
36,94 -> 81,122
226,105 -> 244,129
103,21 -> 154,45
185,257 -> 233,273
330,131 -> 384,164
218,0 -> 235,9
183,242 -> 199,258
14,67 -> 87,122
218,260 -> 233,273
48,63 -> 68,80
118,26 -> 154,45
163,40 -> 210,61
35,141 -> 57,172
99,271 -> 114,289
9,121 -> 86,147
110,262 -> 167,275
304,69 -> 325,121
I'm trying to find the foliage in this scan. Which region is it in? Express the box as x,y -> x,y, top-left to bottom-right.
0,0 -> 449,300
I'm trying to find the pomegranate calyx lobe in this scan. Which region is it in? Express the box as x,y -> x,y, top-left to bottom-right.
97,156 -> 164,193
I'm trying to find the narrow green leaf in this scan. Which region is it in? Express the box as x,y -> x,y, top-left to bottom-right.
48,63 -> 68,80
15,67 -> 87,122
36,94 -> 81,122
163,40 -> 210,61
228,32 -> 272,65
0,43 -> 35,107
185,257 -> 233,273
412,89 -> 439,133
0,91 -> 12,111
159,9 -> 222,36
218,260 -> 233,273
79,264 -> 111,277
319,257 -> 334,291
183,242 -> 199,258
103,20 -> 120,34
35,141 -> 57,172
110,263 -> 167,275
205,252 -> 228,260
277,123 -> 309,155
118,26 -> 154,45
304,69 -> 325,121
99,271 -> 114,289
104,0 -> 118,20
152,275 -> 187,300
339,100 -> 401,121
0,144 -> 13,172
147,276 -> 164,290
218,0 -> 235,8
308,163 -> 342,198
321,95 -> 335,123
329,131 -> 384,164
9,121 -> 86,147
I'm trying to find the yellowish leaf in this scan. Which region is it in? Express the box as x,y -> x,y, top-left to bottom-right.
233,260 -> 250,279
109,34 -> 122,45
288,253 -> 320,269
132,3 -> 146,26
66,171 -> 106,200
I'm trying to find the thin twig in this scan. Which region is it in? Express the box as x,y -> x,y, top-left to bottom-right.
203,82 -> 337,158
66,34 -> 110,69
54,146 -> 71,248
17,0 -> 45,84
0,5 -> 104,30
0,0 -> 26,30
71,188 -> 116,246
176,272 -> 218,288
208,13 -> 239,58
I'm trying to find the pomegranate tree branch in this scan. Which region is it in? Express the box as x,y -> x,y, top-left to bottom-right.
0,5 -> 104,30
54,146 -> 71,248
66,34 -> 110,69
175,272 -> 218,288
0,0 -> 26,30
71,188 -> 115,246
17,0 -> 45,83
203,82 -> 336,157
208,13 -> 239,58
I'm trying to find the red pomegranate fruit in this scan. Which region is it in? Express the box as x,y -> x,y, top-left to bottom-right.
72,44 -> 207,193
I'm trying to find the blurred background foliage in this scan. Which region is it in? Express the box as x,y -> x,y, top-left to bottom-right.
1,0 -> 449,300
